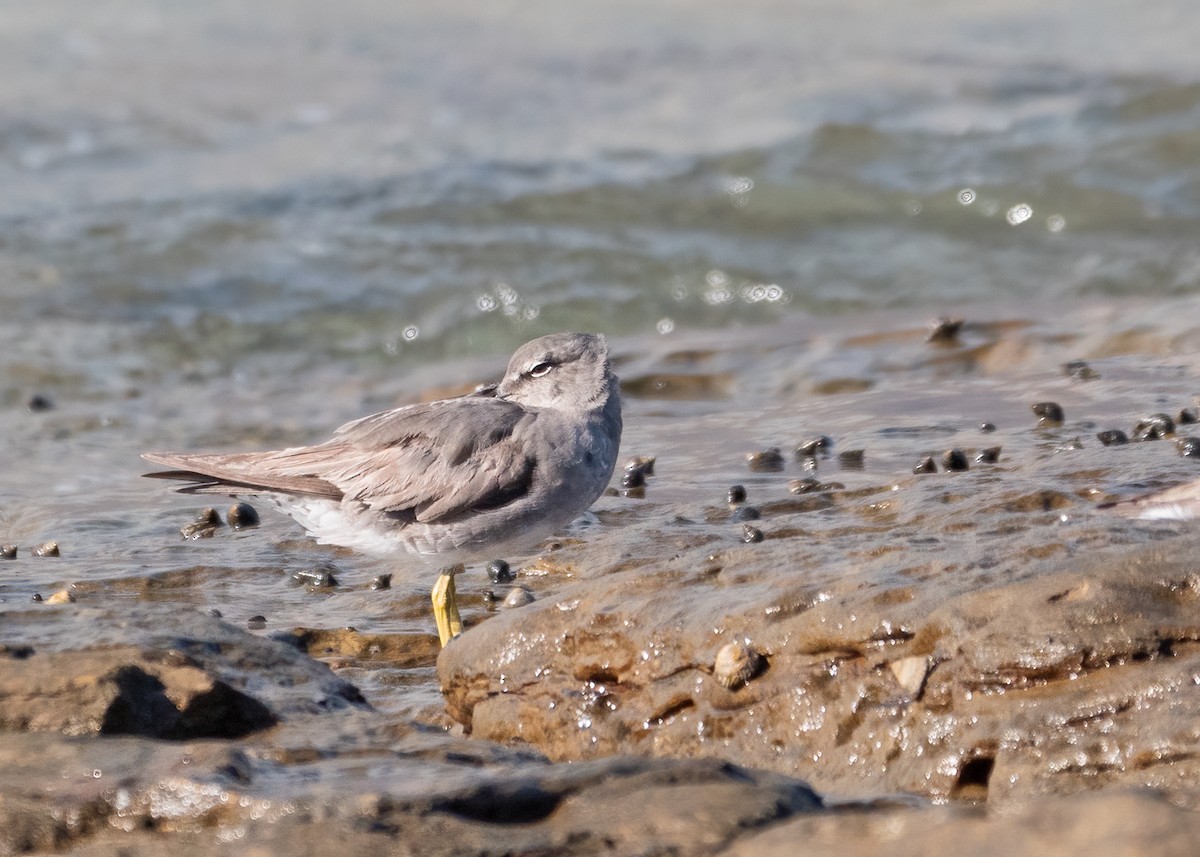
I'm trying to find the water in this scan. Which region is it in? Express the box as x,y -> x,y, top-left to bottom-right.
2,0 -> 1200,754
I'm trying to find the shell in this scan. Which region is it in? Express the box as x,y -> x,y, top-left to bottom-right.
714,641 -> 765,690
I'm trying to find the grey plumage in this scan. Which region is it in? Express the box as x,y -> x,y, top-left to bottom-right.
143,332 -> 623,562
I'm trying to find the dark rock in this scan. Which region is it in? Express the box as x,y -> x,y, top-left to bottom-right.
795,436 -> 834,459
741,525 -> 764,543
1133,413 -> 1175,441
941,449 -> 969,472
31,542 -> 59,558
227,502 -> 260,529
926,316 -> 963,343
980,422 -> 997,433
914,455 -> 938,474
975,446 -> 1002,464
727,484 -> 748,504
1097,429 -> 1129,446
1032,402 -> 1064,425
487,559 -> 514,584
293,566 -> 339,588
26,394 -> 54,412
1063,360 -> 1099,380
747,448 -> 785,472
730,505 -> 761,523
0,545 -> 15,560
1178,437 -> 1200,459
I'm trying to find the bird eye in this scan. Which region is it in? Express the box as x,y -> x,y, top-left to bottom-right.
528,361 -> 554,378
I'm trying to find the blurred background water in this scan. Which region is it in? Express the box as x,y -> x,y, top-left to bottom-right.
3,0 -> 1200,642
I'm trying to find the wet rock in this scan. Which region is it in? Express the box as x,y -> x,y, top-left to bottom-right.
1133,413 -> 1175,441
0,647 -> 276,739
438,526 -> 1200,806
180,508 -> 222,540
795,436 -> 834,459
503,586 -> 536,608
26,394 -> 54,412
941,449 -> 969,472
30,594 -> 42,602
621,468 -> 646,489
624,454 -> 656,478
788,478 -> 843,494
747,448 -> 785,472
914,455 -> 937,474
1097,429 -> 1129,446
487,559 -> 515,584
980,422 -> 997,433
370,573 -> 393,590
727,484 -> 747,504
837,449 -> 865,470
714,641 -> 766,690
0,735 -> 821,857
1063,359 -> 1099,380
1177,437 -> 1200,459
247,615 -> 267,630
925,316 -> 963,344
975,446 -> 1002,464
293,566 -> 339,588
227,502 -> 260,529
1179,407 -> 1198,425
31,541 -> 59,557
45,589 -> 75,605
1032,401 -> 1064,425
0,545 -> 15,560
741,524 -> 764,544
728,505 -> 761,524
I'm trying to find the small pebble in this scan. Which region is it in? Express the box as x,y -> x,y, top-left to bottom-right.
1096,429 -> 1128,447
1063,360 -> 1099,381
27,394 -> 54,412
726,485 -> 747,504
32,541 -> 60,557
941,449 -> 969,472
181,508 -> 222,540
746,448 -> 785,472
741,524 -> 764,543
46,589 -> 76,605
293,566 -> 339,588
247,615 -> 267,630
914,456 -> 937,474
227,502 -> 260,529
975,446 -> 1002,464
730,505 -> 761,523
795,436 -> 833,459
980,422 -> 997,433
621,468 -> 646,489
207,608 -> 223,618
1179,408 -> 1198,425
1133,413 -> 1175,441
1178,437 -> 1200,459
0,545 -> 16,560
370,573 -> 393,591
925,316 -> 963,343
487,559 -> 515,584
1032,402 -> 1064,425
624,455 -> 656,477
788,477 -> 824,494
713,641 -> 765,690
31,593 -> 43,602
503,586 -> 535,608
837,449 -> 865,470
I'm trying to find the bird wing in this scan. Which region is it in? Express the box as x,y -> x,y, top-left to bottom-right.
143,396 -> 538,524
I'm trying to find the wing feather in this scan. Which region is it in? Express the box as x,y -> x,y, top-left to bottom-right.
142,396 -> 538,523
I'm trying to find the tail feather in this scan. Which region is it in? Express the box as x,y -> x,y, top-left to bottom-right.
140,451 -> 343,499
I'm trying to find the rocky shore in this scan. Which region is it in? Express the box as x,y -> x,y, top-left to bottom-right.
5,306 -> 1200,854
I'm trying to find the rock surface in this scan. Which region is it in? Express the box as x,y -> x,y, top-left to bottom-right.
439,532 -> 1200,805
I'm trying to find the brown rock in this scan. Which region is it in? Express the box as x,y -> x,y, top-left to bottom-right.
439,533 -> 1200,804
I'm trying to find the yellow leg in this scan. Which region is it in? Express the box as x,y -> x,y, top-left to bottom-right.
432,563 -> 465,646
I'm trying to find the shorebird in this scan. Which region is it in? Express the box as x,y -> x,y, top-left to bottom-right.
143,332 -> 623,645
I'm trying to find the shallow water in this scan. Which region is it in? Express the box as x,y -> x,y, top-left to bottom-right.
2,0 -> 1200,796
